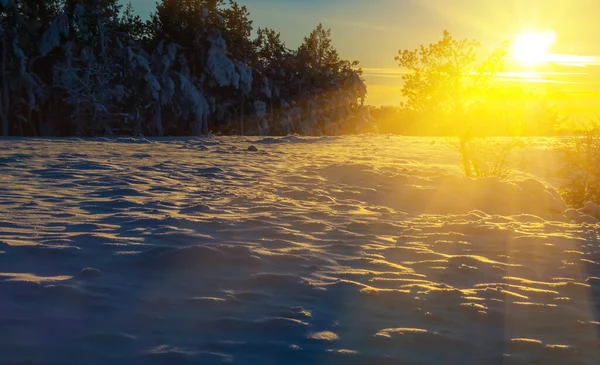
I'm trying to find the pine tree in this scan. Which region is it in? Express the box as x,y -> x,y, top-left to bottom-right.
0,0 -> 368,136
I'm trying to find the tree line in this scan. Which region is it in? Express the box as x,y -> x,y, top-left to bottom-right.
371,93 -> 564,138
387,30 -> 599,207
0,0 -> 372,137
375,30 -> 570,138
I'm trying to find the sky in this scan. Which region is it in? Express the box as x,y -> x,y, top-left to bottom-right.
126,0 -> 600,114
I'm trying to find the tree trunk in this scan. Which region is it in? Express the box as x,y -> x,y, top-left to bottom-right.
0,107 -> 7,137
74,105 -> 84,137
455,101 -> 473,177
240,92 -> 245,135
459,135 -> 472,178
0,35 -> 8,137
134,109 -> 142,136
37,108 -> 44,136
28,109 -> 38,137
154,103 -> 163,136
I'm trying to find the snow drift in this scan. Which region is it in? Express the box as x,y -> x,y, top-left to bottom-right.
0,136 -> 599,365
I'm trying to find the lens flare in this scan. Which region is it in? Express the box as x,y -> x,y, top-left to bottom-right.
511,31 -> 557,66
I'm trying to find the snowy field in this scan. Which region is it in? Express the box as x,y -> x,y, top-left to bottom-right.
1,135 -> 600,365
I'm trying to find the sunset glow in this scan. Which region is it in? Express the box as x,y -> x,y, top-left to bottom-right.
511,31 -> 556,66
5,1 -> 600,365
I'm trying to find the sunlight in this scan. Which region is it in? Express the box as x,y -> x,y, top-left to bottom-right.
511,31 -> 557,67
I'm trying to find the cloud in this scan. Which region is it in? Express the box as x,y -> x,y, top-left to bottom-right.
550,54 -> 600,67
361,68 -> 408,78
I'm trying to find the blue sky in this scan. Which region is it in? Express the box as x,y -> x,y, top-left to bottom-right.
124,0 -> 600,107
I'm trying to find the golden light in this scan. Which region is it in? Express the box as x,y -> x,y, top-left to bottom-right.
511,31 -> 557,66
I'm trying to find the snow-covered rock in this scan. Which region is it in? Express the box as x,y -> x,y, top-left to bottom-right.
583,201 -> 600,220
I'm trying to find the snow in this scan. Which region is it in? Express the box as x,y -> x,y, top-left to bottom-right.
584,201 -> 600,220
261,76 -> 272,98
166,43 -> 178,63
253,100 -> 267,117
234,61 -> 253,95
39,13 -> 69,57
12,41 -> 26,75
176,73 -> 210,135
352,72 -> 367,101
207,34 -> 240,88
128,48 -> 160,101
1,136 -> 600,364
160,76 -> 175,105
73,4 -> 88,41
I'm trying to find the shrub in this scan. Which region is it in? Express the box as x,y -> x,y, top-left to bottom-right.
444,137 -> 524,180
555,123 -> 600,207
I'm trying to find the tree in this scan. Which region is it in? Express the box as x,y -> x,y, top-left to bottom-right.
0,0 -> 56,136
117,3 -> 149,44
150,0 -> 225,48
292,24 -> 369,135
222,1 -> 253,63
395,30 -> 507,176
254,27 -> 287,72
298,23 -> 340,71
222,1 -> 254,134
0,0 -> 370,137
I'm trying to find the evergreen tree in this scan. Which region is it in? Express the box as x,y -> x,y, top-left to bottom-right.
222,1 -> 253,63
0,0 -> 369,136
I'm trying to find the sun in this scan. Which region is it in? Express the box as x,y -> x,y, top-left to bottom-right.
511,31 -> 557,66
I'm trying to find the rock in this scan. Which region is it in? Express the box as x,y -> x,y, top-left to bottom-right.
584,200 -> 597,211
79,268 -> 102,278
564,208 -> 580,221
579,213 -> 599,224
583,201 -> 599,218
247,145 -> 259,152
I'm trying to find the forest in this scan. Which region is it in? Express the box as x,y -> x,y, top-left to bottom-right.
0,0 -> 372,137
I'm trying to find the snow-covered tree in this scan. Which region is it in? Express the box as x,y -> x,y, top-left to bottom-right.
0,0 -> 368,136
0,0 -> 54,136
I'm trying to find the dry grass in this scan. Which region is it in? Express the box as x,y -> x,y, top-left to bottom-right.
444,137 -> 524,180
555,123 -> 600,207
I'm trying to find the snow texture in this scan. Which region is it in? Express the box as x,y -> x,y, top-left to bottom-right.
1,136 -> 600,365
234,61 -> 253,95
12,41 -> 26,75
176,73 -> 210,135
253,100 -> 267,117
39,13 -> 70,57
353,72 -> 367,100
73,5 -> 88,41
260,76 -> 272,98
128,48 -> 160,101
207,34 -> 240,88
